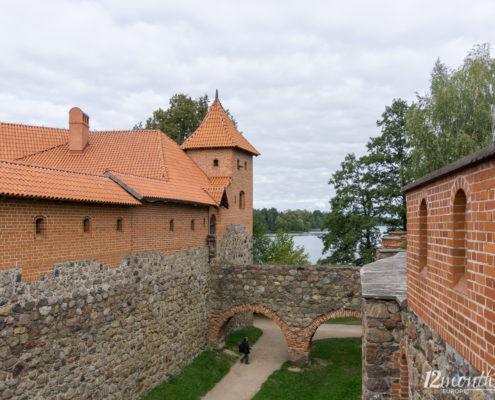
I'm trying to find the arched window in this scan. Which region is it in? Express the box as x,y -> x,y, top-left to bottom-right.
116,218 -> 123,232
191,219 -> 195,231
239,191 -> 245,209
35,217 -> 45,235
453,189 -> 467,286
209,215 -> 216,235
83,217 -> 91,233
418,199 -> 427,272
169,219 -> 174,232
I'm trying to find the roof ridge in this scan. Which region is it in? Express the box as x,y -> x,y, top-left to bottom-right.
13,142 -> 68,162
106,170 -> 169,182
90,129 -> 162,134
156,131 -> 170,180
0,122 -> 68,132
0,160 -> 115,180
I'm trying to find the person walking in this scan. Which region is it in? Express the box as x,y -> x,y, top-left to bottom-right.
239,337 -> 250,364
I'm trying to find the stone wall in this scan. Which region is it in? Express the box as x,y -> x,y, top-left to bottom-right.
362,297 -> 405,399
0,247 -> 210,400
214,224 -> 253,265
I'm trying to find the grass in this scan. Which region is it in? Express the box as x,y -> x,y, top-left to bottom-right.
252,337 -> 362,400
324,317 -> 362,325
142,325 -> 263,400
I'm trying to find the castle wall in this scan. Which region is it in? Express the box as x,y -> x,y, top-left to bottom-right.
0,198 -> 210,281
405,159 -> 495,374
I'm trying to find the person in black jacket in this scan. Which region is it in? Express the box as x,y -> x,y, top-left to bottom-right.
239,337 -> 250,364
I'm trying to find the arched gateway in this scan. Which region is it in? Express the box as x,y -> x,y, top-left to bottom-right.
208,264 -> 362,365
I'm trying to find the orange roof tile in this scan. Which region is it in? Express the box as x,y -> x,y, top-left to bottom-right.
0,161 -> 140,205
208,176 -> 231,188
107,171 -> 218,206
0,123 -> 68,160
203,187 -> 225,205
181,99 -> 260,155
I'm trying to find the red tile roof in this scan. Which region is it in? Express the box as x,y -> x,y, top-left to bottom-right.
107,171 -> 218,206
0,161 -> 140,205
208,176 -> 232,188
181,99 -> 260,155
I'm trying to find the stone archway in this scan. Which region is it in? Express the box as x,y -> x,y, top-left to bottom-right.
209,305 -> 362,365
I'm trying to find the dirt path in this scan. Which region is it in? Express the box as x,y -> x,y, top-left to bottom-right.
201,316 -> 362,400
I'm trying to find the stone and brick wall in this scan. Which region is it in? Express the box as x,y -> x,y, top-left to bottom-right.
209,263 -> 362,364
405,158 -> 495,373
0,198 -> 211,281
0,247 -> 211,399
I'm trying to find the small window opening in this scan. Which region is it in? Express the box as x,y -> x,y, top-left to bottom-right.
239,191 -> 245,209
418,199 -> 427,273
209,215 -> 216,235
169,219 -> 174,232
213,159 -> 219,167
83,217 -> 90,233
116,218 -> 123,232
191,219 -> 195,231
453,189 -> 467,287
244,161 -> 247,170
203,217 -> 206,227
35,217 -> 44,235
237,159 -> 241,169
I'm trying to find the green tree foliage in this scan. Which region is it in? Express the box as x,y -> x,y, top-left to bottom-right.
320,154 -> 380,266
253,208 -> 327,232
134,93 -> 238,145
407,43 -> 495,178
253,224 -> 310,265
362,98 -> 411,230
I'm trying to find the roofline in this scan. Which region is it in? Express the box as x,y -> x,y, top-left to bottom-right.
402,143 -> 495,193
142,197 -> 217,207
183,145 -> 260,156
0,193 -> 140,206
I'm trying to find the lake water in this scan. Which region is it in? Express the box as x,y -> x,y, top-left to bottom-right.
268,231 -> 327,264
268,226 -> 388,264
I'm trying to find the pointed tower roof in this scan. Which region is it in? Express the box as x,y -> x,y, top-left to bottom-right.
181,95 -> 260,156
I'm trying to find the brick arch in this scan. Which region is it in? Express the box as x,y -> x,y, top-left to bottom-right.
450,176 -> 471,207
209,304 -> 290,343
305,309 -> 362,339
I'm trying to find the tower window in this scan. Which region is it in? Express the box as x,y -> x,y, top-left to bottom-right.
116,218 -> 123,232
191,219 -> 195,231
239,191 -> 245,209
169,219 -> 174,232
244,161 -> 247,170
35,217 -> 45,235
237,160 -> 241,169
213,159 -> 219,167
209,215 -> 216,235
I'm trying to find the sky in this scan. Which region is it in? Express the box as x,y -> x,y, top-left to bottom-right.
1,1 -> 494,211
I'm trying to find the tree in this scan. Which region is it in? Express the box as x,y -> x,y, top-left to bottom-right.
264,230 -> 310,265
135,93 -> 239,145
407,43 -> 495,178
320,154 -> 380,266
253,221 -> 271,264
361,98 -> 410,230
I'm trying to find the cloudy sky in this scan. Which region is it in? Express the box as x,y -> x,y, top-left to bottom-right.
1,1 -> 494,210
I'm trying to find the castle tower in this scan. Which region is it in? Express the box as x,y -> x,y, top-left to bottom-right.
181,91 -> 260,238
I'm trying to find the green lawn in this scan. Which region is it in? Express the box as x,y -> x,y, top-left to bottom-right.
142,326 -> 263,400
324,317 -> 362,325
252,337 -> 362,400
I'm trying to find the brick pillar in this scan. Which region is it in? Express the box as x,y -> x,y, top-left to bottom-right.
286,327 -> 311,366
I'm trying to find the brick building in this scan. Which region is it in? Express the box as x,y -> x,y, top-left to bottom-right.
0,95 -> 259,281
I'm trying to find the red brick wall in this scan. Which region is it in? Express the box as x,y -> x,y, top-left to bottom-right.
186,148 -> 254,237
406,159 -> 495,373
0,198 -> 209,281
